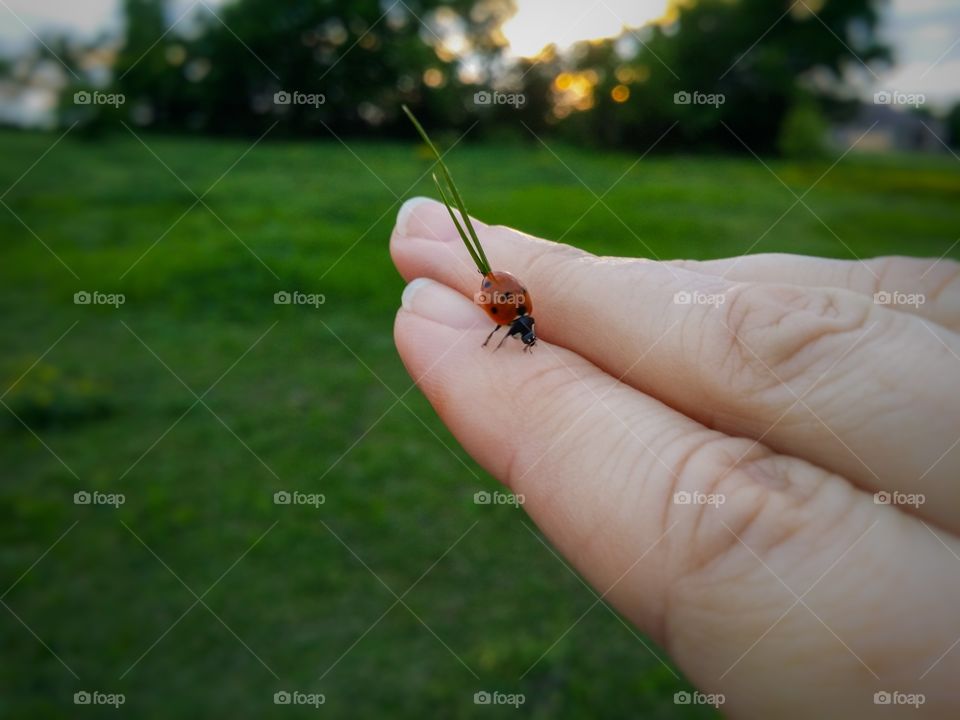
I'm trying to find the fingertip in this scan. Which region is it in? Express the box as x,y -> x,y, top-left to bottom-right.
395,193 -> 495,244
395,196 -> 435,238
394,196 -> 459,243
400,277 -> 434,312
391,197 -> 461,282
399,277 -> 487,329
393,278 -> 491,400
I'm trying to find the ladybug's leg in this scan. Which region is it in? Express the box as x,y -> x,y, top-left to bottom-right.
495,326 -> 519,351
496,320 -> 525,351
482,325 -> 501,347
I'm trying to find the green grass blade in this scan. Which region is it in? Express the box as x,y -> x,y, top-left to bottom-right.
402,104 -> 491,275
434,159 -> 491,274
432,173 -> 483,271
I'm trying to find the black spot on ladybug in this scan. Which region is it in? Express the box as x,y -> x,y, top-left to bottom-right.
490,307 -> 498,314
517,304 -> 527,315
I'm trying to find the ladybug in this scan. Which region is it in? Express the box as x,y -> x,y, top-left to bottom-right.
476,271 -> 536,350
403,104 -> 538,353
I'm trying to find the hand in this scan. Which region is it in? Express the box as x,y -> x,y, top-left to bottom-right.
390,196 -> 960,718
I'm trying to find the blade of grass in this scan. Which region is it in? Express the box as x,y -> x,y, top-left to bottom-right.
402,104 -> 491,275
433,174 -> 483,271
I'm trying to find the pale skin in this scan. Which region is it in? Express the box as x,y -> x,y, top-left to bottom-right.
390,196 -> 960,719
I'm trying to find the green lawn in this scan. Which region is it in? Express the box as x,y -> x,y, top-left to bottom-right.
1,129 -> 958,718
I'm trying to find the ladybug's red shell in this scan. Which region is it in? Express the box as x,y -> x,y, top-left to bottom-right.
476,271 -> 532,325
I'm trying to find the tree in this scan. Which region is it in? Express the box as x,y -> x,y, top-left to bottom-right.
523,0 -> 890,154
778,94 -> 830,158
113,0 -> 487,136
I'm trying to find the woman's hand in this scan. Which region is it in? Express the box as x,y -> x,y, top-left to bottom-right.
390,196 -> 960,719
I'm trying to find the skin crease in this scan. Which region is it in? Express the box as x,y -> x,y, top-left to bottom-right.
390,197 -> 960,719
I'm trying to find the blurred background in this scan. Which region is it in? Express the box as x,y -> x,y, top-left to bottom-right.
1,0 -> 958,717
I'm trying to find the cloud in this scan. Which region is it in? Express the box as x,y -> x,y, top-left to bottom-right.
0,0 -> 119,39
879,59 -> 960,106
890,0 -> 955,16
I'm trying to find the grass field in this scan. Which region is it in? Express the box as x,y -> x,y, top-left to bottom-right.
1,128 -> 959,718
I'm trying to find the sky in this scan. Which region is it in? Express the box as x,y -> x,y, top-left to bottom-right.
0,0 -> 958,105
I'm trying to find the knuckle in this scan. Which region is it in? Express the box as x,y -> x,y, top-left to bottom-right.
663,446 -> 873,655
712,283 -> 874,398
662,441 -> 855,642
664,437 -> 777,566
672,440 -> 805,573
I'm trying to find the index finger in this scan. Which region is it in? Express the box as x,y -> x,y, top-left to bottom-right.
390,197 -> 960,534
668,254 -> 960,331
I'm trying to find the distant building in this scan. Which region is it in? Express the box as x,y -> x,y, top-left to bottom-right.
831,104 -> 947,153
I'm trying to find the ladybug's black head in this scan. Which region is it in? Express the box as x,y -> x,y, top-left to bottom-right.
512,315 -> 536,348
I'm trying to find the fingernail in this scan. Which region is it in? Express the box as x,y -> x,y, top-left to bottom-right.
401,277 -> 485,329
396,196 -> 433,237
395,196 -> 465,243
401,277 -> 433,311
